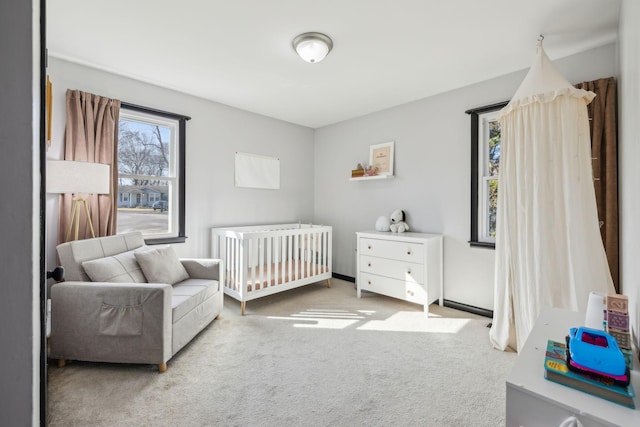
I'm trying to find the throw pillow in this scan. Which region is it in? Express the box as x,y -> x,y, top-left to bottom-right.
134,245 -> 189,285
82,249 -> 148,283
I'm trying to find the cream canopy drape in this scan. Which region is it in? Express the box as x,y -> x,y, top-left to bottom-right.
489,44 -> 614,352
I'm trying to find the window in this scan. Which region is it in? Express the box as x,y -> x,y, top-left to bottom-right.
116,103 -> 189,244
466,101 -> 507,248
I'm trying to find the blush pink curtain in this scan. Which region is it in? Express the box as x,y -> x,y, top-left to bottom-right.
58,89 -> 120,243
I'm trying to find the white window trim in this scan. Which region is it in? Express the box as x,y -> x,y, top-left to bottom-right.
466,100 -> 507,249
477,111 -> 500,244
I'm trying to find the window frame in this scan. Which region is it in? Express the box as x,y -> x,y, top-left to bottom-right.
118,102 -> 190,244
466,101 -> 508,249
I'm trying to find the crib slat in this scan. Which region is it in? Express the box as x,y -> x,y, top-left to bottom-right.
229,237 -> 234,290
233,237 -> 237,291
308,232 -> 312,276
253,238 -> 258,290
234,237 -> 239,290
321,231 -> 325,271
317,231 -> 322,273
260,237 -> 264,289
227,237 -> 231,289
328,228 -> 333,273
231,237 -> 236,291
295,234 -> 300,280
235,237 -> 240,292
325,231 -> 329,271
273,236 -> 282,285
314,232 -> 318,274
242,238 -> 249,294
288,234 -> 293,281
237,237 -> 242,291
266,236 -> 272,287
282,235 -> 286,282
314,231 -> 318,274
245,238 -> 248,291
307,233 -> 316,277
273,236 -> 277,285
221,236 -> 227,288
252,238 -> 257,290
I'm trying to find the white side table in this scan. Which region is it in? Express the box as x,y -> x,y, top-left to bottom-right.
506,306 -> 640,427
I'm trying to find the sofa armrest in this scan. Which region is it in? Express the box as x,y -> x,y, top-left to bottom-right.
49,281 -> 172,365
180,258 -> 222,281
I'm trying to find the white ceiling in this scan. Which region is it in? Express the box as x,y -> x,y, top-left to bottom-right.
47,0 -> 620,128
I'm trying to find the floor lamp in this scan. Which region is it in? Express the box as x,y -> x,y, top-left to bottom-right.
47,160 -> 110,242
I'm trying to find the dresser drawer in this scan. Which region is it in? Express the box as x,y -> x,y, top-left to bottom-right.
359,237 -> 424,263
358,272 -> 428,305
360,255 -> 424,284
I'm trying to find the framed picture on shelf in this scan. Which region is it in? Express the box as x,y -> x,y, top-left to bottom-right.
369,141 -> 394,176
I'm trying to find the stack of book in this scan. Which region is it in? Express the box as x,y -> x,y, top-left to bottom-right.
605,294 -> 633,368
544,339 -> 636,408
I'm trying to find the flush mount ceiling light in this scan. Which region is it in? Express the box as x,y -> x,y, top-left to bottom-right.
292,32 -> 333,63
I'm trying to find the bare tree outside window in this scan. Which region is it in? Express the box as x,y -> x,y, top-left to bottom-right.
117,114 -> 174,236
118,121 -> 170,185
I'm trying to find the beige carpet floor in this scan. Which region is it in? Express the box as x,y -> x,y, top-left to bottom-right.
47,279 -> 516,426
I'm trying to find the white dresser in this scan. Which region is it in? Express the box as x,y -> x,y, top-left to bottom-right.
356,231 -> 443,311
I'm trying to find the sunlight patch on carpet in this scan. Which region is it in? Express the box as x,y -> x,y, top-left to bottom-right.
267,308 -> 372,329
356,311 -> 471,333
267,308 -> 471,333
293,308 -> 365,319
266,315 -> 360,329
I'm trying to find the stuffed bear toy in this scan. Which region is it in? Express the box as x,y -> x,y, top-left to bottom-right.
389,209 -> 410,233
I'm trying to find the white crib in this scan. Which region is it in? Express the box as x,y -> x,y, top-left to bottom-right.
211,223 -> 332,314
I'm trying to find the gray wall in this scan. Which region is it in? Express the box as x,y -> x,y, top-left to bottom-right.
314,43 -> 618,311
0,0 -> 40,424
618,0 -> 640,351
46,58 -> 316,266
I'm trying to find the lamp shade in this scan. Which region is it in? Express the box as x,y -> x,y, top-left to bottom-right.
292,32 -> 333,63
46,160 -> 110,194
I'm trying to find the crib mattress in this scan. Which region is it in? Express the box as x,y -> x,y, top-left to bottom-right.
227,260 -> 328,292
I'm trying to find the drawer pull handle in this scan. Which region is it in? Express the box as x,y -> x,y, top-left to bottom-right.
367,280 -> 372,285
368,245 -> 372,250
407,250 -> 412,255
368,263 -> 371,267
407,270 -> 411,275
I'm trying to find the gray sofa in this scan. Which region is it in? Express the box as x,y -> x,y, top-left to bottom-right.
49,232 -> 223,372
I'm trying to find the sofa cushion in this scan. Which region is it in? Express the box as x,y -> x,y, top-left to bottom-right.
57,232 -> 147,281
135,245 -> 189,285
171,278 -> 220,323
82,249 -> 147,283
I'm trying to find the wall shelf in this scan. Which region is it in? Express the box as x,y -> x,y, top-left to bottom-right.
349,175 -> 394,181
